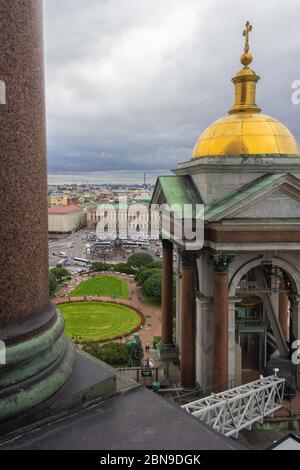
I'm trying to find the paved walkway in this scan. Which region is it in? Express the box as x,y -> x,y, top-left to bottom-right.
53,274 -> 162,352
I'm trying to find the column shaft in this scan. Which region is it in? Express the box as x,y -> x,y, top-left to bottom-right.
180,253 -> 196,389
0,0 -> 52,342
0,0 -> 75,422
213,271 -> 229,392
161,240 -> 174,345
279,279 -> 289,341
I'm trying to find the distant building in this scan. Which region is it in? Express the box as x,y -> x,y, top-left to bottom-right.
48,205 -> 86,234
87,200 -> 160,240
48,194 -> 78,207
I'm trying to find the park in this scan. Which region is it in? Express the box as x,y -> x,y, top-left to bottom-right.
51,256 -> 163,355
69,275 -> 129,299
57,301 -> 142,343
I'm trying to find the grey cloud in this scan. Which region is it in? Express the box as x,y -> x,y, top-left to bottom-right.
44,0 -> 300,174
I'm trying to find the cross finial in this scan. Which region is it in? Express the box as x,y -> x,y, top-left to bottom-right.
243,21 -> 252,54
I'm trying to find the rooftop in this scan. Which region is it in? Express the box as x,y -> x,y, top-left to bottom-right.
48,205 -> 83,214
0,385 -> 242,450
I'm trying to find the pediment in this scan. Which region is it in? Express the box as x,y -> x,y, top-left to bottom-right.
232,188 -> 300,219
205,173 -> 300,222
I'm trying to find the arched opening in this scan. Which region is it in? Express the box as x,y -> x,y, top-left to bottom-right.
236,294 -> 265,380
232,260 -> 297,385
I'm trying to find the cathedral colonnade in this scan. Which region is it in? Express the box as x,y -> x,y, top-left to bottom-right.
159,241 -> 198,389
160,244 -> 234,391
160,247 -> 300,391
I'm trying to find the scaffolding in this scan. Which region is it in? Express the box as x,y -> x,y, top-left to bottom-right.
182,375 -> 285,438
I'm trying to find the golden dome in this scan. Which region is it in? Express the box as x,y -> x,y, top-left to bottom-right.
193,22 -> 300,159
193,113 -> 300,157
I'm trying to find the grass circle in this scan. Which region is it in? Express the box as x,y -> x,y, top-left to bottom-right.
69,275 -> 128,299
57,301 -> 141,343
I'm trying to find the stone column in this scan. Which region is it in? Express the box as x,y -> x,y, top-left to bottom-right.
211,255 -> 234,392
0,0 -> 75,422
195,297 -> 213,391
228,297 -> 239,387
290,297 -> 300,388
180,252 -> 196,389
279,278 -> 289,341
175,266 -> 182,349
158,239 -> 177,359
161,240 -> 174,345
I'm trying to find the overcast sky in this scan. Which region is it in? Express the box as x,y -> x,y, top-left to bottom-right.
44,0 -> 300,176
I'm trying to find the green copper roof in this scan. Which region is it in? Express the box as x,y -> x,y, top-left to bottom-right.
155,175 -> 202,205
152,175 -> 202,218
131,199 -> 150,206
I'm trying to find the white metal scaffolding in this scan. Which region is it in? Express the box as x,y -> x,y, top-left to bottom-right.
182,375 -> 285,438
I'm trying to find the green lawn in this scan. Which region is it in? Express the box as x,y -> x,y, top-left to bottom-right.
69,276 -> 128,299
58,302 -> 141,342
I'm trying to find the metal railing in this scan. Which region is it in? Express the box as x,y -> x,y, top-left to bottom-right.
117,366 -> 159,383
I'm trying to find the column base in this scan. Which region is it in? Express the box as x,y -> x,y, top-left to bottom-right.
0,312 -> 76,423
157,342 -> 178,361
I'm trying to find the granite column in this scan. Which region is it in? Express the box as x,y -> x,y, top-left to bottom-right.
0,0 -> 75,422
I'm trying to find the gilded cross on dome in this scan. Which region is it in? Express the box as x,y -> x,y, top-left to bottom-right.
241,21 -> 253,68
243,21 -> 252,54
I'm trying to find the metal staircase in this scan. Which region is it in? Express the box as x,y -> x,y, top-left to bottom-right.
182,374 -> 285,438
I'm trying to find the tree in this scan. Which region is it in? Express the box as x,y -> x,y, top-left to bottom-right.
145,260 -> 163,270
134,260 -> 162,282
83,342 -> 129,366
127,252 -> 153,269
137,268 -> 162,286
112,263 -> 135,275
142,272 -> 163,301
91,262 -> 112,272
50,267 -> 69,283
49,271 -> 58,296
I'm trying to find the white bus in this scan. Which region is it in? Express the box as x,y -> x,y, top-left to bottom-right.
59,251 -> 67,258
72,257 -> 92,267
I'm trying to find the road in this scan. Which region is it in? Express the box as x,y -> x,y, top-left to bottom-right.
49,229 -> 89,269
49,229 -> 163,270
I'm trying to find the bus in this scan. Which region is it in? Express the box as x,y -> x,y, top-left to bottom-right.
59,251 -> 67,258
72,257 -> 92,267
94,241 -> 112,248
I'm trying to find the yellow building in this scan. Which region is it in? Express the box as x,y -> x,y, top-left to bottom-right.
49,195 -> 78,207
48,205 -> 86,234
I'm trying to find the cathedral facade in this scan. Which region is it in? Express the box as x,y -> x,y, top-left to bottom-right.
152,23 -> 300,392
